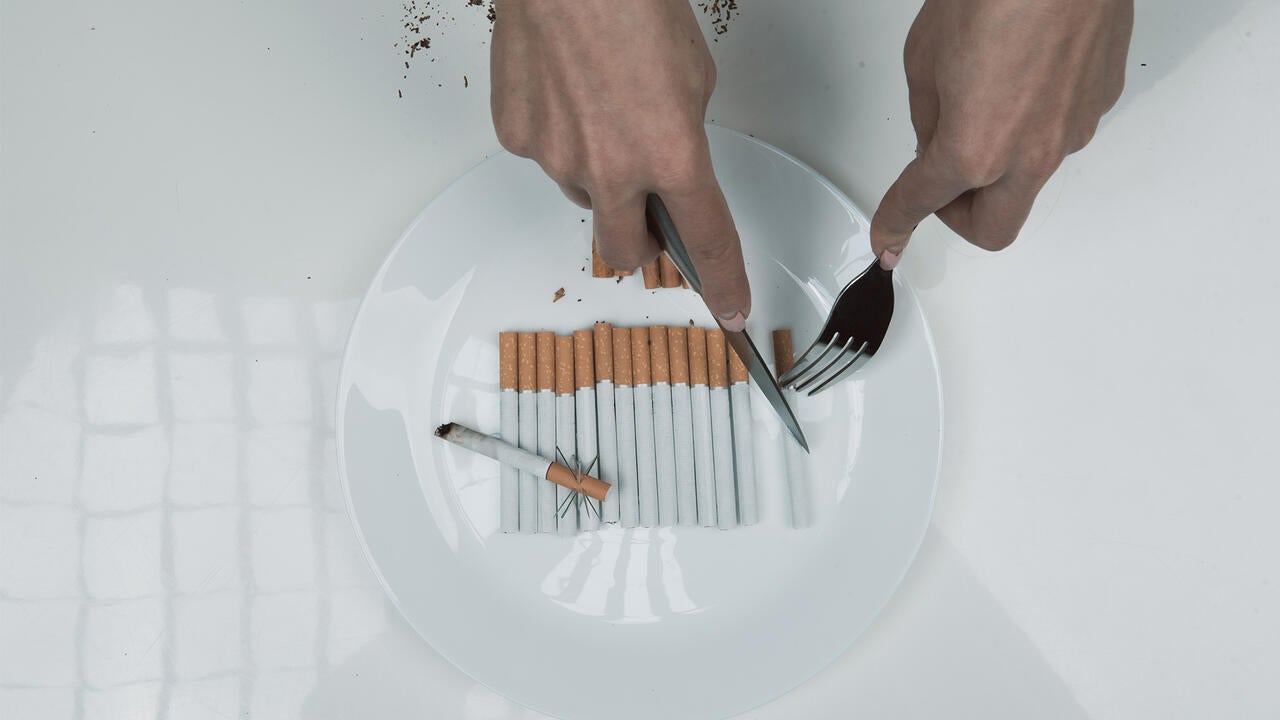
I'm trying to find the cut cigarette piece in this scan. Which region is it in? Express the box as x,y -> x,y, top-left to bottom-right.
517,333 -> 539,533
772,329 -> 810,527
641,259 -> 661,289
575,330 -> 601,530
499,333 -> 519,533
668,326 -> 697,525
688,327 -> 717,527
591,239 -> 615,278
659,254 -> 682,288
650,327 -> 678,525
708,330 -> 738,529
594,322 -> 620,524
555,335 -> 579,534
613,327 -> 640,527
436,423 -> 611,502
536,332 -> 558,533
631,327 -> 659,527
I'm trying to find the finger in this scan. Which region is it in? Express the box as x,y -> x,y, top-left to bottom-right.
592,191 -> 660,271
934,171 -> 1046,252
558,183 -> 592,210
869,145 -> 971,268
660,161 -> 750,330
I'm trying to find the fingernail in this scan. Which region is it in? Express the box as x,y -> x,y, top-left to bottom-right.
717,311 -> 746,332
879,248 -> 901,271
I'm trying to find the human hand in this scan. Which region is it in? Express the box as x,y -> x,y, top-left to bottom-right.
871,0 -> 1134,268
491,0 -> 750,329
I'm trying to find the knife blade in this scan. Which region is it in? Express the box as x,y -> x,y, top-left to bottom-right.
643,194 -> 809,452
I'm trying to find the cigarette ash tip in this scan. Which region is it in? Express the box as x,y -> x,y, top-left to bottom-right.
434,422 -> 454,439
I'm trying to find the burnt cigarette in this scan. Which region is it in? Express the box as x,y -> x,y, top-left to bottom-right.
613,327 -> 640,527
708,329 -> 738,530
641,259 -> 662,289
594,322 -> 620,524
517,332 -> 539,533
773,329 -> 810,528
632,326 -> 659,527
556,335 -> 579,535
688,326 -> 717,527
728,343 -> 758,526
499,332 -> 519,533
535,332 -> 558,533
591,239 -> 614,278
649,326 -> 678,525
574,330 -> 600,531
659,254 -> 682,288
668,326 -> 698,525
435,423 -> 611,502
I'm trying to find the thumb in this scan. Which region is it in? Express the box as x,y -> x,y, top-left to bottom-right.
660,170 -> 750,332
870,144 -> 969,269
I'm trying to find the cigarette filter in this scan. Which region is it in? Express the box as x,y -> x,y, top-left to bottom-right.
575,330 -> 601,531
499,332 -> 520,533
688,327 -> 717,527
668,326 -> 698,525
641,259 -> 661,289
613,327 -> 640,527
518,332 -> 539,533
591,239 -> 615,278
594,322 -> 620,524
650,326 -> 679,526
632,326 -> 659,527
536,332 -> 558,533
659,254 -> 682,289
729,344 -> 758,525
708,329 -> 739,530
556,335 -> 579,534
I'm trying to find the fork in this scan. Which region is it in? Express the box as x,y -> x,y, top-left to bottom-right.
778,258 -> 894,395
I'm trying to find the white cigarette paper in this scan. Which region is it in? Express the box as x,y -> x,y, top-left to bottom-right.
651,382 -> 678,526
537,390 -> 557,533
596,379 -> 619,523
556,393 -> 579,534
615,388 -> 639,527
518,391 -> 538,533
634,383 -> 658,526
784,427 -> 810,528
576,387 -> 600,531
690,384 -> 716,527
730,382 -> 758,525
710,387 -> 738,529
500,389 -> 519,533
671,384 -> 697,525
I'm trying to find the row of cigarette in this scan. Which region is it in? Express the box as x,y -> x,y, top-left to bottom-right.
498,323 -> 790,533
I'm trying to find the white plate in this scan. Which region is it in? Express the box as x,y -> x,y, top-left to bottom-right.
337,126 -> 942,719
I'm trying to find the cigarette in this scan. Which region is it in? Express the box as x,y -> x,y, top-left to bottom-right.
556,335 -> 579,535
728,341 -> 758,525
594,322 -> 621,524
659,254 -> 682,289
649,326 -> 679,526
773,329 -> 810,528
688,326 -> 717,527
631,326 -> 659,527
499,332 -> 520,533
613,327 -> 640,527
574,330 -> 601,531
535,332 -> 558,533
517,332 -> 539,533
591,238 -> 615,278
708,329 -> 739,530
667,326 -> 698,525
435,423 -> 611,502
641,259 -> 662,289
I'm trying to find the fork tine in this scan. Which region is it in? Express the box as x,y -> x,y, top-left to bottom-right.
806,341 -> 869,395
779,333 -> 841,386
780,335 -> 824,384
792,337 -> 856,392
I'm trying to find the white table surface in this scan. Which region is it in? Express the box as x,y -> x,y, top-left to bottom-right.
3,1 -> 1277,718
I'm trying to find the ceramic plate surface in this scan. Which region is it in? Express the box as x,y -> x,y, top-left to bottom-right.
337,126 -> 942,719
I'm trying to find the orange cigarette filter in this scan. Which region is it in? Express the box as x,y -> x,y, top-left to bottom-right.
668,326 -> 690,384
728,341 -> 749,384
649,326 -> 670,383
641,259 -> 662,289
555,335 -> 575,395
499,332 -> 518,390
546,463 -> 610,502
707,329 -> 729,388
659,254 -> 682,288
574,330 -> 595,389
688,326 -> 709,386
536,331 -> 555,391
517,332 -> 537,392
631,326 -> 652,385
591,239 -> 615,278
772,329 -> 795,376
594,322 -> 614,382
613,327 -> 633,385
